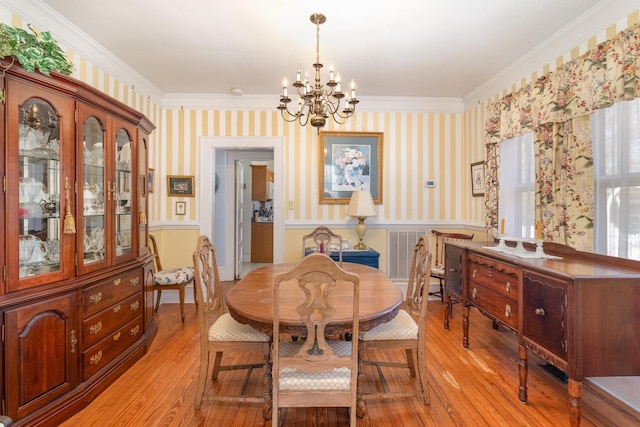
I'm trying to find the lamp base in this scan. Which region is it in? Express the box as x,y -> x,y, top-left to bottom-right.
354,216 -> 368,250
353,241 -> 367,250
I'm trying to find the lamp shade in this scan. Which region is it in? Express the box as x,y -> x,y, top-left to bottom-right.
346,190 -> 376,217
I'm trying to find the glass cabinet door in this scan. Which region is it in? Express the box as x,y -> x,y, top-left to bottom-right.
115,126 -> 135,260
8,85 -> 75,291
18,98 -> 62,279
81,115 -> 107,269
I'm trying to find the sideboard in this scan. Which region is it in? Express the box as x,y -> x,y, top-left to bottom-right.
443,239 -> 640,427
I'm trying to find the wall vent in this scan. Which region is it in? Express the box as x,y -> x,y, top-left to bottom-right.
387,229 -> 425,280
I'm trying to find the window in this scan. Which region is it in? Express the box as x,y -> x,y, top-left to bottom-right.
591,99 -> 640,260
498,133 -> 535,238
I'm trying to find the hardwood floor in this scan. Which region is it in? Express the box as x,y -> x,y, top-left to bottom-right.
60,284 -> 640,427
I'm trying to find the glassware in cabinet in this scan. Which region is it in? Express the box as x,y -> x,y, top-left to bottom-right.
17,98 -> 63,279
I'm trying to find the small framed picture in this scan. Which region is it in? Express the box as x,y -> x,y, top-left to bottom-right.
167,175 -> 195,197
175,201 -> 186,215
470,161 -> 485,197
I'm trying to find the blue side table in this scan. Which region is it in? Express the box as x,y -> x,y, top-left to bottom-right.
305,248 -> 380,269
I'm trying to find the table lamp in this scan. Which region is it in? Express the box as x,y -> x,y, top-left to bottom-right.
346,189 -> 376,250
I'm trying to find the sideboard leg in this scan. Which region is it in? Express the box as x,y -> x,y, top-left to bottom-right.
462,303 -> 470,349
568,378 -> 583,426
518,344 -> 528,403
443,294 -> 450,330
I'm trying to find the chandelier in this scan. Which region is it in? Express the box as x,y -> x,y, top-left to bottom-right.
277,13 -> 359,129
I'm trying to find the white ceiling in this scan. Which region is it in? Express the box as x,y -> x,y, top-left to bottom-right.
22,0 -> 639,100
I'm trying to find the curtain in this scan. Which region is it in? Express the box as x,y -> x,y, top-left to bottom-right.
484,21 -> 640,249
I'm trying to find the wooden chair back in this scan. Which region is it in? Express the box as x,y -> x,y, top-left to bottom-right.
192,235 -> 225,330
148,234 -> 163,271
302,226 -> 343,264
272,253 -> 359,425
406,235 -> 432,334
430,230 -> 474,269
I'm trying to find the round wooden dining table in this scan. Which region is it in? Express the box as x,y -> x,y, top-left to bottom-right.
225,262 -> 403,337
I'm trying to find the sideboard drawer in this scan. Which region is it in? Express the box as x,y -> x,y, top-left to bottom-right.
82,293 -> 143,348
83,270 -> 142,317
468,254 -> 518,302
82,316 -> 143,380
468,281 -> 518,330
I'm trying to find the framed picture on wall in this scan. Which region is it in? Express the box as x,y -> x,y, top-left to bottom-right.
471,161 -> 485,197
175,201 -> 186,215
167,175 -> 195,197
319,131 -> 383,204
148,168 -> 155,193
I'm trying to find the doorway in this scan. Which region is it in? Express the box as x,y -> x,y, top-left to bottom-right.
198,137 -> 284,281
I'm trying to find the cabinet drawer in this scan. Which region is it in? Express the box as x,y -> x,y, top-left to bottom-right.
83,270 -> 142,317
468,254 -> 518,302
82,317 -> 143,380
522,271 -> 567,359
82,293 -> 143,348
468,281 -> 518,330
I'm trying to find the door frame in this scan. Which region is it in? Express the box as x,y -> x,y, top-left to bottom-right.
198,137 -> 284,281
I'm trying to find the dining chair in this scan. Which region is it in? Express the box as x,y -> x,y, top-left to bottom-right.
358,235 -> 432,406
272,253 -> 360,426
149,234 -> 196,322
429,230 -> 474,301
302,226 -> 343,265
192,235 -> 270,409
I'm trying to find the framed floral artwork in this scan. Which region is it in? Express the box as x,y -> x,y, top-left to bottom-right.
471,161 -> 485,197
319,131 -> 383,204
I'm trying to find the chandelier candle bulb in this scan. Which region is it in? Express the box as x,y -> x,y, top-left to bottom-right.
329,66 -> 334,81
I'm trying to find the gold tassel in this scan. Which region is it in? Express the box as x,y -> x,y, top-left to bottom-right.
63,177 -> 76,234
139,211 -> 147,225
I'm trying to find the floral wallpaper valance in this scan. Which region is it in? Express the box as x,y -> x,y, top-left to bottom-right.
487,21 -> 640,141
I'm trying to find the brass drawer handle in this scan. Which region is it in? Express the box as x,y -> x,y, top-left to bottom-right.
114,278 -> 121,286
130,301 -> 140,311
130,277 -> 140,287
505,304 -> 511,319
472,288 -> 477,299
506,282 -> 511,293
535,308 -> 546,316
130,325 -> 140,335
89,292 -> 103,305
113,332 -> 121,341
90,351 -> 103,365
70,330 -> 77,353
90,322 -> 103,335
113,304 -> 121,313
472,269 -> 477,279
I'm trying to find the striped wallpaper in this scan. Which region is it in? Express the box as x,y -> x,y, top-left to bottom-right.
2,5 -> 638,231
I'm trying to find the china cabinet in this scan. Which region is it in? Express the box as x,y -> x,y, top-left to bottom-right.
444,239 -> 640,427
1,62 -> 156,425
